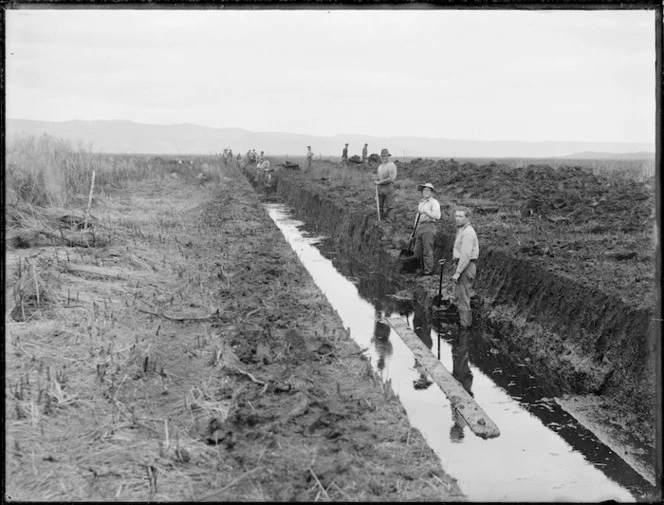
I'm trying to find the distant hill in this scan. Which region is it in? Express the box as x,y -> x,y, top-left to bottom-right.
5,119 -> 656,159
562,151 -> 655,160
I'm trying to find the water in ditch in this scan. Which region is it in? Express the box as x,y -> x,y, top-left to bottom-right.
264,202 -> 654,502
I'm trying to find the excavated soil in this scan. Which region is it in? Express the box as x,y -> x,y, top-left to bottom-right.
4,165 -> 464,501
250,156 -> 658,481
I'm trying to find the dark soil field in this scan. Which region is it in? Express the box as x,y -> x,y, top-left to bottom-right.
5,164 -> 463,501
253,154 -> 659,486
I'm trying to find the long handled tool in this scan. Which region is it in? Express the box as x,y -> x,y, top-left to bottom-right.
375,185 -> 381,221
432,259 -> 448,306
399,213 -> 420,258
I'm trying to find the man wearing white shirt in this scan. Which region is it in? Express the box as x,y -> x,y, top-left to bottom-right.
452,206 -> 479,329
413,183 -> 441,276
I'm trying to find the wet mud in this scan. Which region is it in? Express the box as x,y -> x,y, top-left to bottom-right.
243,158 -> 658,485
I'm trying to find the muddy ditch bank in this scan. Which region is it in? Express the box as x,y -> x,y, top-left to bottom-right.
5,171 -> 464,501
245,164 -> 657,459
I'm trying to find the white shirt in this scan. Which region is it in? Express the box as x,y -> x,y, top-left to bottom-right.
453,223 -> 479,275
417,197 -> 441,223
376,161 -> 397,184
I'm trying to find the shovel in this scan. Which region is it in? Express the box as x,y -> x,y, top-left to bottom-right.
399,213 -> 420,258
432,259 -> 448,307
375,185 -> 381,221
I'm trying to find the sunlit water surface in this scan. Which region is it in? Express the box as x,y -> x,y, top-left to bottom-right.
265,203 -> 644,502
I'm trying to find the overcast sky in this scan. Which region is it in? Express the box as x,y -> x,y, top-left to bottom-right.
5,8 -> 657,143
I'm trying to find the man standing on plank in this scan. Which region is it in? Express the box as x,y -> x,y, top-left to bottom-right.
451,206 -> 479,329
373,148 -> 397,220
342,143 -> 349,168
413,183 -> 441,276
362,143 -> 368,164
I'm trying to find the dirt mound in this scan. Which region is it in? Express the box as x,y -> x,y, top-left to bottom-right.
399,159 -> 653,231
277,160 -> 301,170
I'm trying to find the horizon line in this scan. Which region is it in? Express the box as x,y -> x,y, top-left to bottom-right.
6,117 -> 656,147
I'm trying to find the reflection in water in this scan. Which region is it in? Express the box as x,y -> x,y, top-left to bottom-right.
371,297 -> 411,373
372,311 -> 392,372
450,327 -> 474,442
412,303 -> 433,390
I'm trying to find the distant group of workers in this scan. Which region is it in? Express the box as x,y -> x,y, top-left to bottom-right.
245,149 -> 272,183
340,142 -> 371,168
221,147 -> 235,166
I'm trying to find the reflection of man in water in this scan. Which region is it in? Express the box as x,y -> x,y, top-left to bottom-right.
412,303 -> 433,390
372,309 -> 393,372
450,328 -> 474,442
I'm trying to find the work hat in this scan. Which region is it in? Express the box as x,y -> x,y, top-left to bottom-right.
380,148 -> 391,157
418,182 -> 437,192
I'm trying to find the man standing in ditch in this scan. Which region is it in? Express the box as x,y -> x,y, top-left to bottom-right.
413,183 -> 441,276
374,148 -> 397,220
451,206 -> 479,329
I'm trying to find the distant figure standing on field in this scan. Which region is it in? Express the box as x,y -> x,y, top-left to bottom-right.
306,146 -> 314,173
413,183 -> 441,276
374,148 -> 397,220
451,206 -> 479,329
342,143 -> 349,168
362,143 -> 368,164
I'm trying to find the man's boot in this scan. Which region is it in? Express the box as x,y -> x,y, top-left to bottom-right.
458,309 -> 473,329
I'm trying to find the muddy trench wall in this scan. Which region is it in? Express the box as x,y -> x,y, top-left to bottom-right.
247,169 -> 654,423
274,176 -> 401,278
478,248 -> 655,411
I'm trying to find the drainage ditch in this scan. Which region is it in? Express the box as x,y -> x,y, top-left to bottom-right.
265,202 -> 654,501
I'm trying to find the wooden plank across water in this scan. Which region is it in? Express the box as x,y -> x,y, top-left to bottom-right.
387,317 -> 500,439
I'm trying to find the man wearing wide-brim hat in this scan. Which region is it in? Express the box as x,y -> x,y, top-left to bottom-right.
413,183 -> 441,276
374,148 -> 397,220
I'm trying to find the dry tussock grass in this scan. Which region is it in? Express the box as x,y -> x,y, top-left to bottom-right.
5,172 -> 241,501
